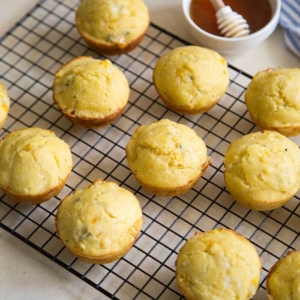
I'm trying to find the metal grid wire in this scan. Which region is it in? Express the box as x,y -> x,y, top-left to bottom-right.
0,0 -> 299,299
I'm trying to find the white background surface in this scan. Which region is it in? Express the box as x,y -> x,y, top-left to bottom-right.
0,0 -> 299,299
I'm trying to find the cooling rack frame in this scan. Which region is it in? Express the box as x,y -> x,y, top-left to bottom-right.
1,0 -> 300,299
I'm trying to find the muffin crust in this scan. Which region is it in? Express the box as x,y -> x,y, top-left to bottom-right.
0,127 -> 73,204
55,179 -> 143,264
245,68 -> 300,136
53,56 -> 129,128
153,46 -> 229,114
224,130 -> 300,210
126,119 -> 210,196
266,250 -> 300,300
0,83 -> 10,129
176,228 -> 262,300
76,0 -> 150,55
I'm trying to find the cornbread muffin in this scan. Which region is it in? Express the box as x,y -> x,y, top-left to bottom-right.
125,119 -> 210,196
0,83 -> 10,129
175,228 -> 262,300
224,131 -> 300,211
266,250 -> 300,300
55,179 -> 143,264
0,127 -> 73,204
52,56 -> 129,128
75,0 -> 150,55
153,46 -> 229,114
245,68 -> 300,136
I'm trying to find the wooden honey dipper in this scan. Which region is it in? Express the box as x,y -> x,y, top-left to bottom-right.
210,0 -> 250,37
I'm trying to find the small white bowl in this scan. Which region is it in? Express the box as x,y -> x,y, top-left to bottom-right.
182,0 -> 281,55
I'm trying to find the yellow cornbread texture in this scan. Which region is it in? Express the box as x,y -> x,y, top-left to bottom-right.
224,130 -> 300,211
55,179 -> 143,264
153,46 -> 229,114
175,228 -> 262,300
245,68 -> 300,137
53,56 -> 129,128
126,119 -> 210,196
267,250 -> 300,300
76,0 -> 150,55
0,83 -> 10,129
0,127 -> 73,204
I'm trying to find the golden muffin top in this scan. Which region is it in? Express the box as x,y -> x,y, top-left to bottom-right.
53,56 -> 129,119
56,179 -> 143,259
0,127 -> 73,197
76,0 -> 149,48
153,46 -> 229,112
0,83 -> 10,127
245,68 -> 300,136
224,130 -> 300,210
126,119 -> 209,190
176,228 -> 262,300
267,250 -> 300,300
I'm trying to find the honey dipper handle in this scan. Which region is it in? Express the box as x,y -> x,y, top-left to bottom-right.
210,0 -> 225,12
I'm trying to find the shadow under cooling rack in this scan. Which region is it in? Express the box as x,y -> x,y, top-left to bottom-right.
1,0 -> 300,299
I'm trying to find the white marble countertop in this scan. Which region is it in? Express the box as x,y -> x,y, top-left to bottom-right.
0,1 -> 299,299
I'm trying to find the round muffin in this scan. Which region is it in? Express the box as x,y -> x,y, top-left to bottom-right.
153,46 -> 229,114
224,130 -> 300,211
125,119 -> 210,196
55,179 -> 143,264
175,228 -> 262,300
75,0 -> 150,55
52,56 -> 129,128
266,250 -> 300,300
245,68 -> 300,137
0,127 -> 73,204
0,83 -> 10,129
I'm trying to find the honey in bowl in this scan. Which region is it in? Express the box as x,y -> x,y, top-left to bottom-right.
190,0 -> 272,37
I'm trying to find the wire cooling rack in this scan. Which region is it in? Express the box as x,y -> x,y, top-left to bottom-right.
1,0 -> 300,299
